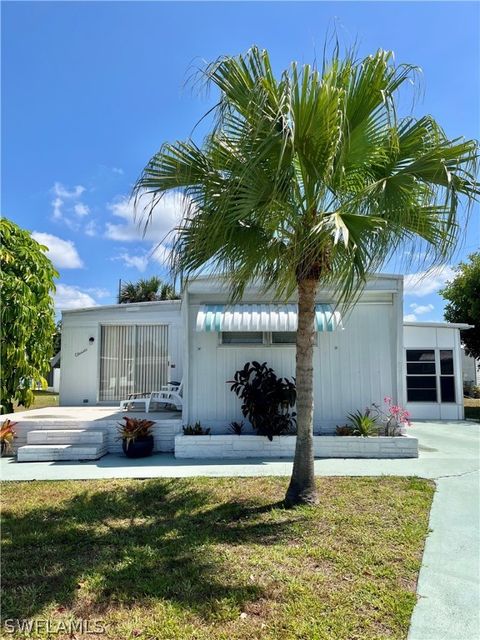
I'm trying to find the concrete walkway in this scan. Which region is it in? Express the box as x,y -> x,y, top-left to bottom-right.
2,421 -> 479,639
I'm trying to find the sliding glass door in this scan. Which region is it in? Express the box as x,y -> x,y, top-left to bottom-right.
99,325 -> 169,401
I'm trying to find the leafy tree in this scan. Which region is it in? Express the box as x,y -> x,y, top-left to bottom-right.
119,276 -> 178,303
135,47 -> 478,505
441,252 -> 480,360
0,218 -> 58,413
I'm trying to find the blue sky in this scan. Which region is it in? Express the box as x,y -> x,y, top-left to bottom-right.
2,1 -> 479,319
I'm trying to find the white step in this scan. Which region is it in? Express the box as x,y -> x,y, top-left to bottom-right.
27,429 -> 106,445
17,444 -> 107,462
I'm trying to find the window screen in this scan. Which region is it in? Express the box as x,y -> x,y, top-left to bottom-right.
221,332 -> 264,344
405,348 -> 456,404
440,350 -> 455,402
271,332 -> 297,344
406,349 -> 437,402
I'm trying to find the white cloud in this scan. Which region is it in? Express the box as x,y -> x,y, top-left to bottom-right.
74,203 -> 90,217
52,197 -> 63,220
404,266 -> 455,297
151,243 -> 172,267
85,287 -> 111,299
54,284 -> 97,310
53,182 -> 85,199
111,167 -> 124,175
105,191 -> 184,244
404,313 -> 417,322
409,303 -> 434,315
50,182 -> 88,224
32,232 -> 84,269
117,252 -> 149,272
84,220 -> 98,237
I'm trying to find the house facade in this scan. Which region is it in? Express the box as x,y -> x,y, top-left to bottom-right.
60,275 -> 470,426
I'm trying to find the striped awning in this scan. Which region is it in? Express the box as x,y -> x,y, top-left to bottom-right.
196,304 -> 342,332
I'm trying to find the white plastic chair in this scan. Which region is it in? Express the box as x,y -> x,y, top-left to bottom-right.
119,380 -> 183,412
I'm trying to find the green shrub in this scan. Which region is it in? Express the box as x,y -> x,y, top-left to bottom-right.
347,409 -> 379,437
228,421 -> 245,435
229,361 -> 296,441
182,422 -> 211,435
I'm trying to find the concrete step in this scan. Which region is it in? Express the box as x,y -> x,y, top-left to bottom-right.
17,444 -> 108,462
26,429 -> 106,445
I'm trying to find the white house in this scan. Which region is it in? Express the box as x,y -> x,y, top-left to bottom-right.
60,274 -> 471,426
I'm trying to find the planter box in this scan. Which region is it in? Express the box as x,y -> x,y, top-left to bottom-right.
174,434 -> 418,459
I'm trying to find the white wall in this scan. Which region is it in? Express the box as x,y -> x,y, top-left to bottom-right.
403,324 -> 464,420
186,299 -> 398,433
60,301 -> 183,405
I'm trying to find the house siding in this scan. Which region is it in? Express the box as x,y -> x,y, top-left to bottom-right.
187,297 -> 398,433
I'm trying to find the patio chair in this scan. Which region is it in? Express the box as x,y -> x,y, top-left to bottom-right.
119,380 -> 183,413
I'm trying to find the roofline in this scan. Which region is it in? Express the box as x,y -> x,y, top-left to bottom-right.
62,299 -> 181,315
403,321 -> 474,330
187,272 -> 403,283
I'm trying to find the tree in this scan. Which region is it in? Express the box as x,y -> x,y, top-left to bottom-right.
118,276 -> 179,303
441,252 -> 480,360
135,47 -> 478,505
0,218 -> 58,413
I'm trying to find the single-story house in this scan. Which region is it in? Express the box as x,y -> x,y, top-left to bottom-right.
60,274 -> 471,428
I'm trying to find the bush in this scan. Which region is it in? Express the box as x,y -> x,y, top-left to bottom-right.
228,421 -> 245,435
336,424 -> 354,436
229,361 -> 296,441
183,422 -> 211,435
347,409 -> 379,437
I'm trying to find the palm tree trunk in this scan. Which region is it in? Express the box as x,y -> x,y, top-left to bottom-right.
285,278 -> 318,507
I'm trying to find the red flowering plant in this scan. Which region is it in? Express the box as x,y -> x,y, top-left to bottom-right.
371,397 -> 411,436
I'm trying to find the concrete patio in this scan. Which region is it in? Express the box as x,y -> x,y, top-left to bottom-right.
1,420 -> 479,640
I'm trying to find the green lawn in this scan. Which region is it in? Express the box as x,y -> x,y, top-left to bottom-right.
1,477 -> 434,640
464,397 -> 480,421
13,390 -> 59,412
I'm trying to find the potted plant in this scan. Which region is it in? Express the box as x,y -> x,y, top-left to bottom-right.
0,419 -> 17,456
117,416 -> 155,458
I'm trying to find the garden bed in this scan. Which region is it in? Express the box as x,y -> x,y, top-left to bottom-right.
175,433 -> 418,459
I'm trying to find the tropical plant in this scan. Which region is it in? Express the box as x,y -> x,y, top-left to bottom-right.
336,424 -> 354,436
347,409 -> 379,437
182,421 -> 211,435
135,46 -> 479,505
0,218 -> 58,414
440,252 -> 480,360
0,419 -> 17,455
371,396 -> 411,436
119,276 -> 178,303
228,420 -> 245,435
117,416 -> 155,447
229,361 -> 296,441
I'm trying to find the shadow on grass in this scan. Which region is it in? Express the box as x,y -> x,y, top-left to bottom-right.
2,480 -> 293,621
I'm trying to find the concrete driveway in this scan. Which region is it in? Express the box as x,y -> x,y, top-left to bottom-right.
1,420 -> 479,640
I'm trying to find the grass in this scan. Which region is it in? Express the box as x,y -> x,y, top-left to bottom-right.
13,390 -> 59,412
464,397 -> 480,421
1,477 -> 434,640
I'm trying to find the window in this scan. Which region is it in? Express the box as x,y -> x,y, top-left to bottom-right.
221,332 -> 264,344
406,349 -> 456,403
271,332 -> 297,344
440,350 -> 455,402
99,325 -> 169,401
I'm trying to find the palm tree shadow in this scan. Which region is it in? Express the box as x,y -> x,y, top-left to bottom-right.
2,480 -> 297,621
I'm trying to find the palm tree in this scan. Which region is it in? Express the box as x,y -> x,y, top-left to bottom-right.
135,47 -> 478,506
119,276 -> 178,303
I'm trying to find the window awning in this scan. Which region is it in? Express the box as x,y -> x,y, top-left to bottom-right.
196,304 -> 342,332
